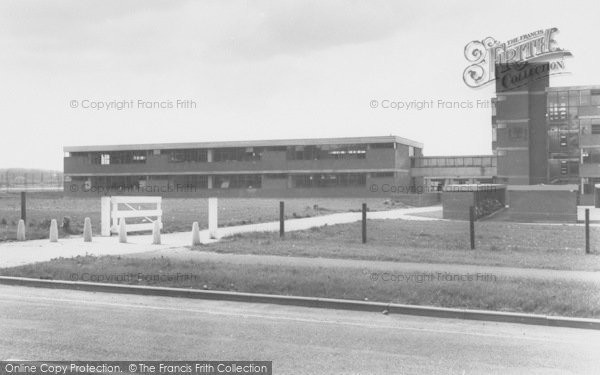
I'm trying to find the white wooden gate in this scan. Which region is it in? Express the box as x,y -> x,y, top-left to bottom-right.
101,196 -> 163,236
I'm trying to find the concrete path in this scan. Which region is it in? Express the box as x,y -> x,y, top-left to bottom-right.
0,206 -> 441,268
130,248 -> 600,284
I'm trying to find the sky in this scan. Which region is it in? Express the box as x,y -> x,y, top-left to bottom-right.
1,0 -> 599,171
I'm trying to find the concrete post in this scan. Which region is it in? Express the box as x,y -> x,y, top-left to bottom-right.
16,219 -> 26,241
83,217 -> 93,242
208,197 -> 218,239
118,218 -> 127,243
192,222 -> 201,246
101,197 -> 111,236
49,219 -> 58,242
152,220 -> 161,245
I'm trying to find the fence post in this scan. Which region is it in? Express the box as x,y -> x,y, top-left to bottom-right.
362,203 -> 367,244
469,206 -> 475,250
20,191 -> 26,223
279,201 -> 285,238
585,208 -> 590,254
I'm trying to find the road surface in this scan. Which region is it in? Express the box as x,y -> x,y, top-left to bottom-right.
1,285 -> 599,374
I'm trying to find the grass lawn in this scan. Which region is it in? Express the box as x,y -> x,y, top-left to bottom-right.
0,192 -> 402,241
2,255 -> 598,318
198,219 -> 600,271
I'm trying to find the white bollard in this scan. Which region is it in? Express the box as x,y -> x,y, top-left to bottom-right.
118,218 -> 127,243
83,217 -> 92,242
49,219 -> 58,242
152,220 -> 161,245
191,221 -> 201,246
16,219 -> 26,241
208,197 -> 218,239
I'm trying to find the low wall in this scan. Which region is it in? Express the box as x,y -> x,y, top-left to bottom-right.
442,184 -> 506,220
507,185 -> 578,222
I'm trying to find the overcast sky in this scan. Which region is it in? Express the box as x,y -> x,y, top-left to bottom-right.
1,0 -> 599,170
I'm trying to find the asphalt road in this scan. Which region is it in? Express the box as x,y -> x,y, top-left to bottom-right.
1,285 -> 599,374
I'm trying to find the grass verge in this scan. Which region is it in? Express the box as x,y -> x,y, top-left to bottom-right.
196,219 -> 600,271
1,255 -> 598,318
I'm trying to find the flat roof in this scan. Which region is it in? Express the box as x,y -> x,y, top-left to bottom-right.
547,85 -> 600,92
63,135 -> 423,153
416,155 -> 495,159
507,184 -> 578,191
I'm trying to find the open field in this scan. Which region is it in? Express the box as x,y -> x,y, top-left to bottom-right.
0,192 -> 403,241
202,219 -> 600,271
2,254 -> 598,318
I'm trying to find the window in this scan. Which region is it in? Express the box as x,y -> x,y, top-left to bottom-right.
591,90 -> 600,106
213,175 -> 261,189
408,146 -> 414,157
132,152 -> 147,163
169,149 -> 208,163
559,135 -> 568,147
287,144 -> 367,160
371,172 -> 394,178
508,126 -> 527,140
92,151 -> 148,165
592,125 -> 600,135
182,175 -> 208,189
569,91 -> 580,106
292,173 -> 366,188
327,144 -> 367,160
370,143 -> 394,149
214,148 -> 262,162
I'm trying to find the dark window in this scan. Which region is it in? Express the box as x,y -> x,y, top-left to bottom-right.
181,175 -> 208,189
559,135 -> 568,147
214,148 -> 262,162
213,175 -> 261,189
591,90 -> 600,106
169,149 -> 208,163
371,172 -> 394,178
265,146 -> 287,152
560,160 -> 568,175
291,173 -> 366,188
370,143 -> 394,149
592,125 -> 600,135
509,126 -> 527,140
